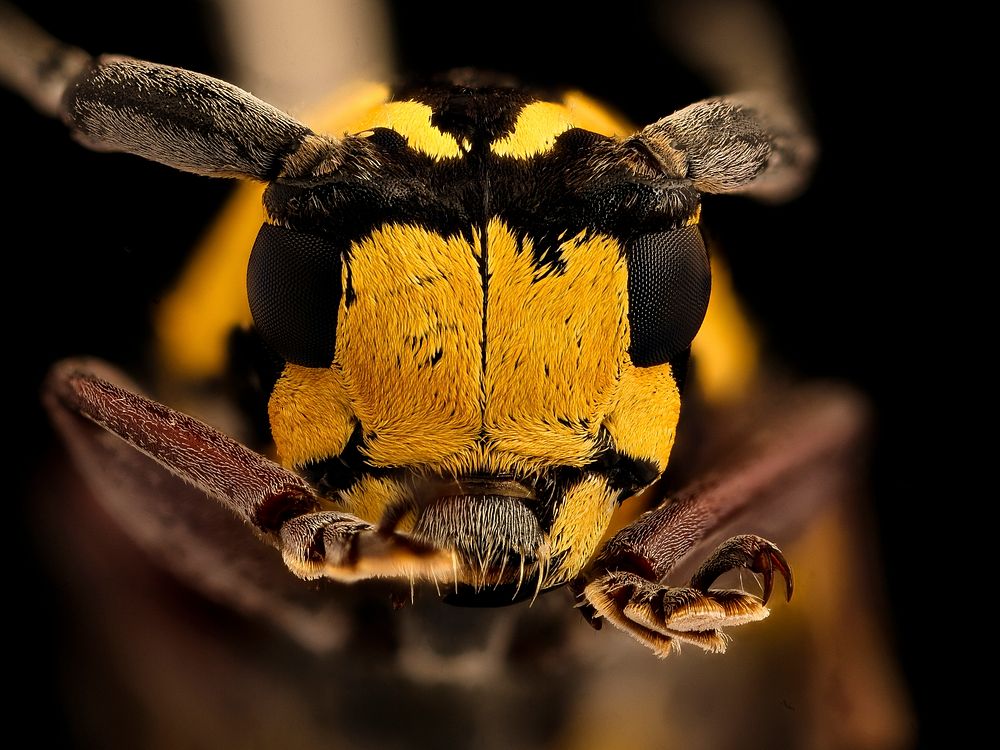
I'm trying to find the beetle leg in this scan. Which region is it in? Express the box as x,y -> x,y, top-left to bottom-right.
575,384 -> 868,656
689,534 -> 793,604
44,358 -> 351,650
46,359 -> 321,536
278,510 -> 454,583
581,571 -> 768,657
45,359 -> 454,588
581,537 -> 791,657
279,511 -> 375,568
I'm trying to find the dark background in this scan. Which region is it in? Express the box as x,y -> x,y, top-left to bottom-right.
6,1 -> 926,745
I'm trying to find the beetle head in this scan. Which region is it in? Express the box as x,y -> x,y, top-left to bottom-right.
248,80 -> 759,597
63,62 -> 778,599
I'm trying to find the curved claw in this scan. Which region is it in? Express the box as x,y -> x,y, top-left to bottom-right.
689,534 -> 793,604
755,545 -> 793,603
578,534 -> 793,657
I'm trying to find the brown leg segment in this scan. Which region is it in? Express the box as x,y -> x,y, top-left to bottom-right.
46,359 -> 321,536
576,384 -> 867,657
43,358 -> 349,650
44,359 -> 452,587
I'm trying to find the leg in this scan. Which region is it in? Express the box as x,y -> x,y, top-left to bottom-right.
45,359 -> 453,591
47,358 -> 320,536
574,384 -> 867,657
45,359 -> 346,650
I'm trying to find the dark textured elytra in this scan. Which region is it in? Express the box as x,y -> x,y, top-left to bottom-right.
626,225 -> 711,367
247,223 -> 343,367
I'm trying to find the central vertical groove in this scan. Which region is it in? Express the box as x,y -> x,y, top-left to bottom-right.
479,154 -> 490,424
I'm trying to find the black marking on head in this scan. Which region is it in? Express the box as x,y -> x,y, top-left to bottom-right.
393,73 -> 544,147
343,260 -> 357,308
264,134 -> 476,246
590,429 -> 662,494
265,84 -> 699,261
495,127 -> 700,276
668,348 -> 692,393
299,424 -> 397,496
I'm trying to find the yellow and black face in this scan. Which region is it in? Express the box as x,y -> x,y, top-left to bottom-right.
247,77 -> 710,601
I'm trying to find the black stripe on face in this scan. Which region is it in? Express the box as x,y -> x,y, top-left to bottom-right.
264,132 -> 478,247
299,424 -> 397,496
260,82 -> 702,383
265,115 -> 698,265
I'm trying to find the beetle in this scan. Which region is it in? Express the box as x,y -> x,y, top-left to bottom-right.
5,2 -> 916,748
0,0 -> 870,666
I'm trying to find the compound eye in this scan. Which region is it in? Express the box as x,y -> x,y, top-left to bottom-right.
246,223 -> 343,367
626,224 -> 711,367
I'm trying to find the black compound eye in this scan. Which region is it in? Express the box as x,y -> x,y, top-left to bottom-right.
626,224 -> 711,367
247,223 -> 343,367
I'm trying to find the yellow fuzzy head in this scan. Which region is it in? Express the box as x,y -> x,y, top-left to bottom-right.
249,77 -> 710,601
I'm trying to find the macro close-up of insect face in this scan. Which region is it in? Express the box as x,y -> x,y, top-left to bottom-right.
46,45 -> 803,651
4,1 -> 920,748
